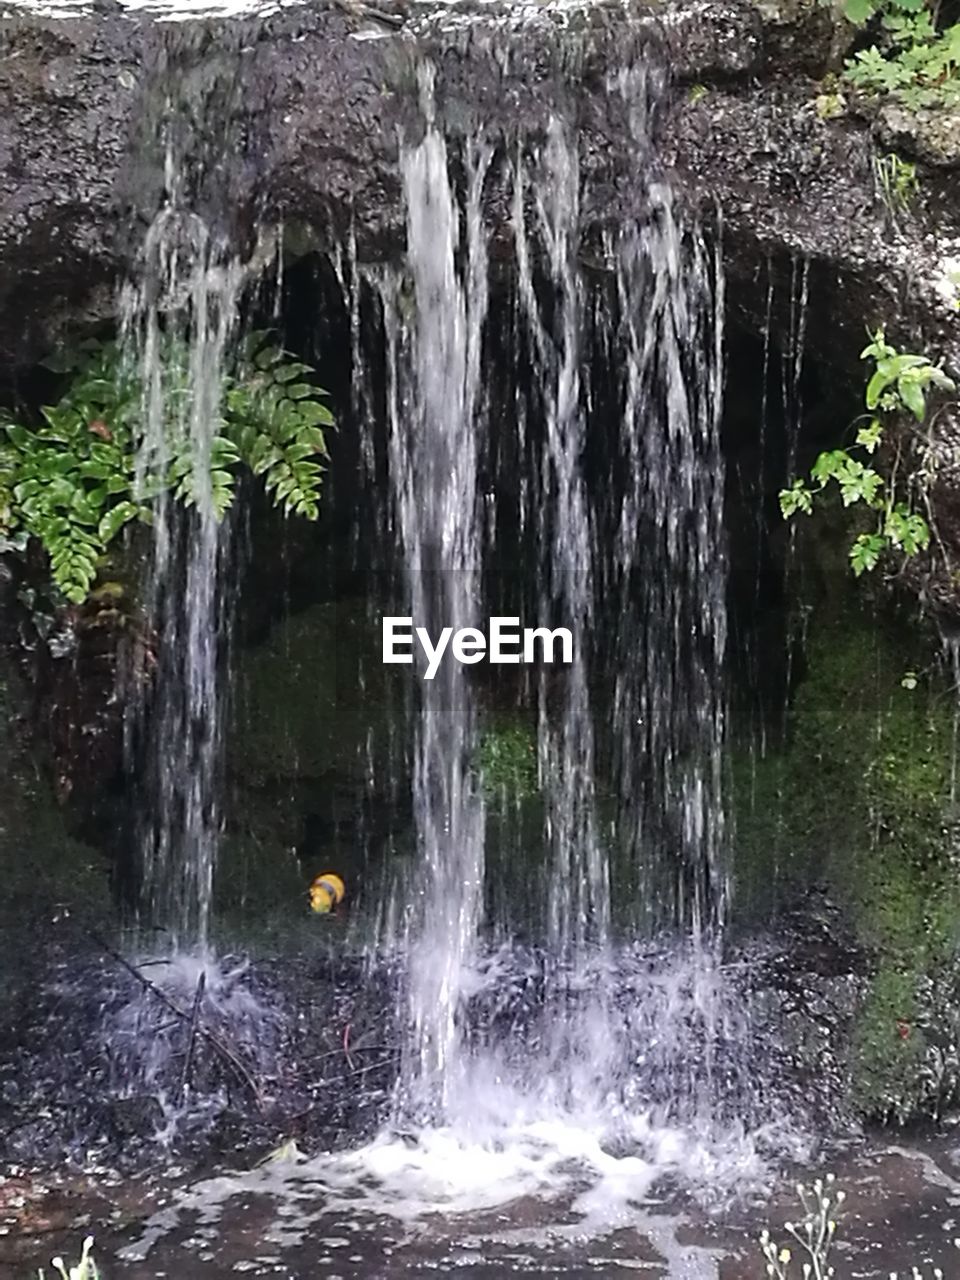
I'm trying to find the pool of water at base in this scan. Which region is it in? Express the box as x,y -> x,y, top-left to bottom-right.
4,1138 -> 960,1279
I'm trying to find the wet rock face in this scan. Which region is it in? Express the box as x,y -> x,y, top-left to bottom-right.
0,0 -> 957,369
0,0 -> 662,365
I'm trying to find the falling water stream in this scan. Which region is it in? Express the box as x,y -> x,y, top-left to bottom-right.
366,72 -> 737,1144
378,70 -> 491,1118
121,190 -> 243,954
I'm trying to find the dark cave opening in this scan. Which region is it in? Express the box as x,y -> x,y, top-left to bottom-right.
0,243 -> 871,937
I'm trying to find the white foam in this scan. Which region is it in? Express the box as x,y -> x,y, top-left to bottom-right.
120,1087 -> 775,1265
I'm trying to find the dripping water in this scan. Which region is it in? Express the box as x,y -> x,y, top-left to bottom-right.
107,118 -> 283,1122
120,147 -> 248,954
512,118 -> 614,1093
606,192 -> 727,945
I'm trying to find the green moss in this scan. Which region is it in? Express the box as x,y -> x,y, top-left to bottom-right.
850,962 -> 925,1120
229,599 -> 397,786
732,588 -> 960,1120
475,719 -> 538,800
729,747 -> 797,921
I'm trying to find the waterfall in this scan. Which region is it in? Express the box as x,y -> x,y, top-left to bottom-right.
120,120 -> 264,953
86,24 -> 806,1240
346,57 -> 734,1142
512,117 -> 614,1097
606,195 -> 728,943
377,69 -> 492,1119
101,19 -> 746,1200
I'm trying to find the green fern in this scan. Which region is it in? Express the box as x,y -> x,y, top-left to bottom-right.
0,352 -> 143,602
0,334 -> 332,604
225,333 -> 332,520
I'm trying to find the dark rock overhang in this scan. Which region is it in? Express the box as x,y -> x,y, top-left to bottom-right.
0,0 -> 957,374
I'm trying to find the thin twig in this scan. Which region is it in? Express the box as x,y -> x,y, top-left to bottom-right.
88,929 -> 264,1111
342,1022 -> 355,1071
178,970 -> 206,1106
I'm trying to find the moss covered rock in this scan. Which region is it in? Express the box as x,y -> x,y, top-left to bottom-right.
229,599 -> 399,787
733,592 -> 960,1122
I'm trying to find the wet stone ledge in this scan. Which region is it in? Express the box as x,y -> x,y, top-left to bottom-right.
0,0 -> 957,366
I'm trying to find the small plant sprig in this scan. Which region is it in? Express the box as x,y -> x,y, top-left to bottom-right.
874,151 -> 919,219
38,1235 -> 99,1280
759,1178 -> 955,1277
780,329 -> 955,576
0,333 -> 332,604
759,1175 -> 844,1279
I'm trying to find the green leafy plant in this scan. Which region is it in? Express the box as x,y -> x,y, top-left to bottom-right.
0,334 -> 332,603
225,334 -> 332,521
839,0 -> 960,112
780,329 -> 955,576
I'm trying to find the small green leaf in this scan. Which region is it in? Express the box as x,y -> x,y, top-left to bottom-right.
856,419 -> 883,453
844,0 -> 877,23
866,368 -> 892,409
810,451 -> 848,488
297,402 -> 334,428
98,500 -> 139,545
898,375 -> 926,421
850,532 -> 887,575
